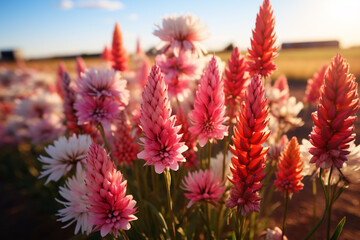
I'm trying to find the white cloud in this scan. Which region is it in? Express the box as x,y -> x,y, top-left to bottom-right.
128,13 -> 138,21
60,0 -> 74,9
59,0 -> 124,11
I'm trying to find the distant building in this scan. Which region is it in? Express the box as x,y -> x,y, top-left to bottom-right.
281,40 -> 339,49
0,49 -> 23,61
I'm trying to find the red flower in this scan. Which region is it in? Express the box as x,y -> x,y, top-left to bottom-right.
274,137 -> 304,194
224,47 -> 249,121
309,54 -> 359,168
112,22 -> 128,72
247,0 -> 278,78
226,74 -> 270,216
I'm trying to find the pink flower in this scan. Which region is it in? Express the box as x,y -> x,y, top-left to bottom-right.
304,64 -> 328,104
76,68 -> 129,106
86,143 -> 137,237
176,107 -> 198,168
189,55 -> 228,147
74,96 -> 121,126
101,45 -> 112,62
156,51 -> 200,101
137,65 -> 188,174
182,169 -> 225,208
273,75 -> 289,102
266,227 -> 288,240
111,112 -> 139,165
309,54 -> 359,168
112,22 -> 128,72
76,56 -> 86,78
153,13 -> 209,56
56,61 -> 66,98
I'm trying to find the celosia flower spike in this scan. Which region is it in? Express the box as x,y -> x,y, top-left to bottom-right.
226,74 -> 270,216
189,55 -> 228,147
309,54 -> 359,169
137,65 -> 188,174
304,64 -> 328,104
247,0 -> 278,78
112,22 -> 128,71
86,143 -> 137,237
274,137 -> 304,195
101,45 -> 112,62
224,47 -> 248,120
56,62 -> 66,98
76,56 -> 86,78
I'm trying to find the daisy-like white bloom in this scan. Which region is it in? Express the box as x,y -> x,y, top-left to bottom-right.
265,227 -> 288,240
76,68 -> 129,106
268,96 -> 304,134
56,170 -> 92,235
181,169 -> 226,208
38,134 -> 92,184
153,13 -> 210,56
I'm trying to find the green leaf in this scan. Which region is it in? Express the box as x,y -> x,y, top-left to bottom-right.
330,216 -> 346,240
143,200 -> 170,239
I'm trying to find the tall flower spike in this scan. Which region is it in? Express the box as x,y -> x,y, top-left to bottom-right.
274,137 -> 304,195
86,143 -> 137,237
189,55 -> 228,147
136,37 -> 143,55
304,64 -> 328,104
76,56 -> 86,78
56,62 -> 66,98
137,65 -> 188,174
111,112 -> 139,165
273,75 -> 289,102
112,22 -> 128,72
247,0 -> 278,78
226,74 -> 270,216
101,45 -> 112,62
309,54 -> 359,169
224,47 -> 249,121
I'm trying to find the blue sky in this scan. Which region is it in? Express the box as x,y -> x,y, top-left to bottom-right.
0,0 -> 359,58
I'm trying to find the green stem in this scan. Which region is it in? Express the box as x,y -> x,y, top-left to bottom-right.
222,135 -> 229,180
326,167 -> 333,240
97,123 -> 111,153
205,203 -> 212,239
304,169 -> 329,240
239,215 -> 246,240
119,229 -> 130,240
207,142 -> 212,169
282,191 -> 289,240
164,169 -> 176,240
312,178 -> 317,240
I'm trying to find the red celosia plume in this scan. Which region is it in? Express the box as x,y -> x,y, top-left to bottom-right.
224,47 -> 249,121
112,23 -> 128,72
101,45 -> 112,62
226,74 -> 270,216
274,136 -> 304,194
247,0 -> 278,78
309,54 -> 359,169
76,56 -> 86,78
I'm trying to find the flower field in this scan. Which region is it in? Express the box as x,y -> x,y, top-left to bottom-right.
1,0 -> 360,239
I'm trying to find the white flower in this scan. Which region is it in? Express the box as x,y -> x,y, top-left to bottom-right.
269,96 -> 304,133
56,170 -> 93,235
300,139 -> 317,177
38,134 -> 92,184
153,13 -> 209,56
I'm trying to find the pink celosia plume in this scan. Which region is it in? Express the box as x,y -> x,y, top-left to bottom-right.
86,143 -> 137,237
137,64 -> 188,174
309,54 -> 359,169
181,169 -> 225,208
273,75 -> 289,102
101,45 -> 112,62
247,0 -> 278,78
226,74 -> 270,216
76,56 -> 86,78
304,64 -> 328,104
274,137 -> 304,194
189,55 -> 228,147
